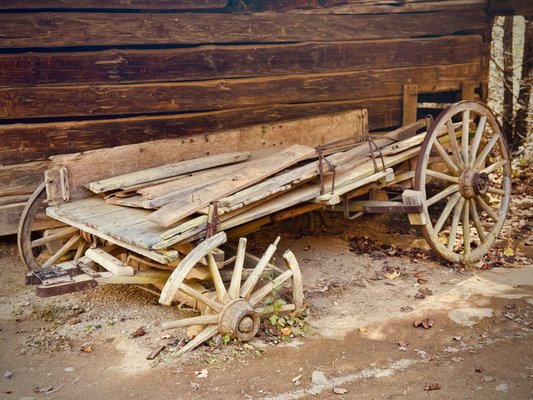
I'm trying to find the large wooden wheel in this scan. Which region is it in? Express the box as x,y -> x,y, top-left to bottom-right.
160,232 -> 304,356
415,101 -> 511,264
18,182 -> 85,271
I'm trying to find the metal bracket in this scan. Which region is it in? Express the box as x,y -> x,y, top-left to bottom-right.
342,197 -> 364,220
59,167 -> 70,202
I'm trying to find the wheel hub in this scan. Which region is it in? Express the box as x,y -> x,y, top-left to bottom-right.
459,169 -> 490,199
217,298 -> 260,341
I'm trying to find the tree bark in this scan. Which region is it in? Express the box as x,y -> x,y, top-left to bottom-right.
502,16 -> 514,145
514,16 -> 532,148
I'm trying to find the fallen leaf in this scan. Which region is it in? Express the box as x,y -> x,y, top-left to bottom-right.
80,344 -> 94,353
385,270 -> 401,280
424,383 -> 441,391
34,386 -> 54,393
451,356 -> 464,362
333,388 -> 349,395
482,376 -> 495,383
414,318 -> 433,329
417,277 -> 428,285
281,327 -> 292,336
503,247 -> 514,257
418,287 -> 433,296
132,327 -> 146,338
195,369 -> 208,379
505,304 -> 516,309
359,327 -> 368,333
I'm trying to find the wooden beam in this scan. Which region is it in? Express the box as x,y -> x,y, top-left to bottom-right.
0,202 -> 62,236
402,84 -> 419,126
0,0 -> 229,10
0,35 -> 484,86
0,63 -> 483,119
0,11 -> 487,49
0,98 -> 396,164
488,0 -> 533,16
0,161 -> 48,196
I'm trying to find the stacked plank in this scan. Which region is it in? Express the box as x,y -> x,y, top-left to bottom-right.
0,0 -> 497,235
77,119 -> 429,252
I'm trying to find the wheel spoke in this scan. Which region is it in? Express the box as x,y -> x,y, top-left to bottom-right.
475,196 -> 499,223
474,135 -> 499,169
248,270 -> 293,307
447,119 -> 463,168
433,137 -> 460,175
180,283 -> 223,313
207,252 -> 230,303
469,199 -> 486,243
30,227 -> 78,248
240,237 -> 280,299
463,200 -> 471,257
481,159 -> 507,175
447,197 -> 465,251
176,325 -> 219,356
228,237 -> 247,300
461,110 -> 470,165
162,314 -> 218,331
487,187 -> 506,196
469,115 -> 487,167
427,184 -> 460,207
434,192 -> 462,234
426,169 -> 459,184
74,239 -> 88,259
41,234 -> 81,268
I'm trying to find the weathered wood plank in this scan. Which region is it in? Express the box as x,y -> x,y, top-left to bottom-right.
89,151 -> 251,193
0,63 -> 483,119
46,109 -> 367,204
0,202 -> 61,236
0,161 -> 48,196
147,144 -> 317,227
0,98 -> 396,164
0,0 -> 229,10
488,0 -> 533,15
0,35 -> 484,86
0,11 -> 487,48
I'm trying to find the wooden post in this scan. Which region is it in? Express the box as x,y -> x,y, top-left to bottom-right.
402,84 -> 418,126
461,81 -> 476,100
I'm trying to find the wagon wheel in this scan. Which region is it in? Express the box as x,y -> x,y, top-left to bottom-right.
18,182 -> 86,271
415,101 -> 511,264
160,232 -> 304,356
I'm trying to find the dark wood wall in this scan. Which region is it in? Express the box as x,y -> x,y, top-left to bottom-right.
0,0 -> 496,235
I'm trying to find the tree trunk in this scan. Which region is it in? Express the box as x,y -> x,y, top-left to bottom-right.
514,16 -> 532,148
502,16 -> 514,145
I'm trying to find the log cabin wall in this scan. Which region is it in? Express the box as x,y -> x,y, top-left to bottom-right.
0,0 -> 497,235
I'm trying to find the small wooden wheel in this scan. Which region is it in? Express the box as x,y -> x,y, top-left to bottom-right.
160,232 -> 304,355
18,182 -> 86,271
415,101 -> 511,264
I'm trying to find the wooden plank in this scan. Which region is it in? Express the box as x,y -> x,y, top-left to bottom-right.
403,84 -> 419,126
85,248 -> 135,276
0,99 -> 395,164
0,35 -> 484,86
147,145 -> 317,227
0,11 -> 487,48
0,202 -> 62,236
89,151 -> 251,193
0,161 -> 48,196
488,0 -> 533,15
257,0 -> 486,12
46,109 -> 367,204
0,1 -> 229,10
0,63 -> 483,119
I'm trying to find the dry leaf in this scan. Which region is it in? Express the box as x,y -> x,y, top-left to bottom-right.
385,270 -> 401,280
414,318 -> 433,329
359,327 -> 368,333
424,383 -> 441,391
195,369 -> 209,379
80,344 -> 94,353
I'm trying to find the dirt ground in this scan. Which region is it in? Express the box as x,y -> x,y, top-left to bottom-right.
1,204 -> 532,400
1,150 -> 532,400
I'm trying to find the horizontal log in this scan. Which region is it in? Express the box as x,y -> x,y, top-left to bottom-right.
0,0 -> 229,10
0,11 -> 487,48
0,63 -> 482,119
258,0 -> 487,13
0,202 -> 61,236
488,0 -> 533,15
0,97 -> 401,164
0,161 -> 48,196
0,35 -> 484,86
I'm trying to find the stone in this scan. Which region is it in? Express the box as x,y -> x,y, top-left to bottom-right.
64,367 -> 75,373
495,383 -> 508,392
311,371 -> 328,386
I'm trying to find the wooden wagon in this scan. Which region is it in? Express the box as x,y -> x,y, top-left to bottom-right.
18,100 -> 511,354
